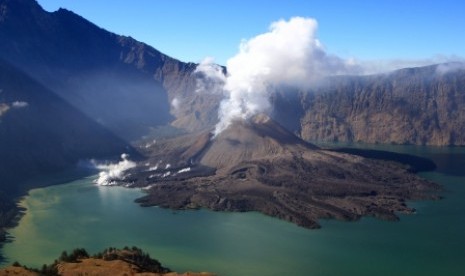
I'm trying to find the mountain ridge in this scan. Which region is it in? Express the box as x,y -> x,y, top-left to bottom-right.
0,0 -> 186,139
3,0 -> 464,145
295,62 -> 465,145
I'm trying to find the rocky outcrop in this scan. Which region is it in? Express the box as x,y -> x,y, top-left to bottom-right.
296,64 -> 465,145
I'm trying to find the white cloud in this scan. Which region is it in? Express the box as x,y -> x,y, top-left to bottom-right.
12,101 -> 29,108
360,56 -> 465,75
436,61 -> 465,75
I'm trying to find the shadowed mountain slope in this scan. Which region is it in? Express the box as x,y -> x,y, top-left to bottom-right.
0,58 -> 132,195
0,0 -> 215,139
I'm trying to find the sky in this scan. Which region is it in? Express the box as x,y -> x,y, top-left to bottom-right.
36,0 -> 465,66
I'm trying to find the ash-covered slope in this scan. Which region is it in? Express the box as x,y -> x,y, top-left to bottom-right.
199,114 -> 317,170
133,115 -> 439,229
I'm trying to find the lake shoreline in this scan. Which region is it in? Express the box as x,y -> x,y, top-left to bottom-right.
0,146 -> 440,256
2,145 -> 465,275
0,166 -> 98,263
0,143 -> 456,272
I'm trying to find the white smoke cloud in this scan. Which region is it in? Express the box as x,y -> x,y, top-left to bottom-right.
195,17 -> 465,136
194,57 -> 226,94
171,97 -> 181,112
92,153 -> 136,186
195,17 -> 361,135
436,62 -> 465,75
360,56 -> 465,75
11,101 -> 29,108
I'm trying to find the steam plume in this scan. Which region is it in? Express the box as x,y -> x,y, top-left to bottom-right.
195,17 -> 361,135
171,97 -> 181,112
194,57 -> 226,94
92,153 -> 136,185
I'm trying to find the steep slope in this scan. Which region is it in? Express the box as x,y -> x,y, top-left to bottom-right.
0,58 -> 132,195
132,115 -> 439,229
199,114 -> 317,170
273,63 -> 465,146
0,0 -> 217,139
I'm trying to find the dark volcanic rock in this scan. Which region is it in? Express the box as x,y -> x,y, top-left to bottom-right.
132,115 -> 440,229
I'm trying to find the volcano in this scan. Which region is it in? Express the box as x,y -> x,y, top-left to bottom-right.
132,115 -> 439,229
199,114 -> 317,169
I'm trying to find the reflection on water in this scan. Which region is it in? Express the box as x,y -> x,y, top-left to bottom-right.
1,145 -> 465,276
431,153 -> 465,176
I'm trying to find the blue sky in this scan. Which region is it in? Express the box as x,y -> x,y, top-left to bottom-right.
37,0 -> 465,66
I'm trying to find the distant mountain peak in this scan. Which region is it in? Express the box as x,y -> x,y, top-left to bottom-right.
0,0 -> 44,18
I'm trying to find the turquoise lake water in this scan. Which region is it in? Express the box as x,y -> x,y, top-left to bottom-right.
1,144 -> 465,275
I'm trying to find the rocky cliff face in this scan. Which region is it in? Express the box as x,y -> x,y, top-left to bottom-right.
271,63 -> 465,146
295,64 -> 465,145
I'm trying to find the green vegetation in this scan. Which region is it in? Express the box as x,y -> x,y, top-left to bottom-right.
58,248 -> 89,263
96,246 -> 171,273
